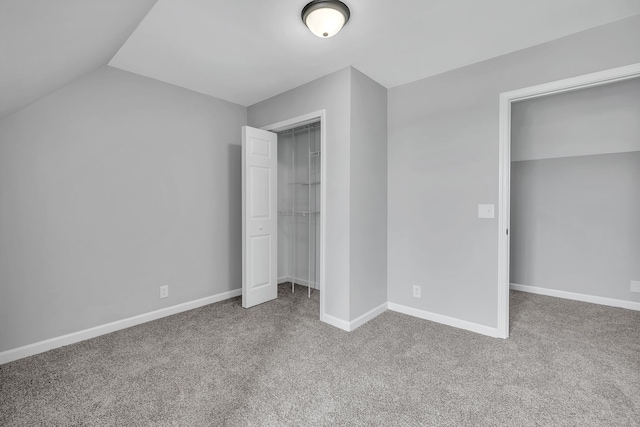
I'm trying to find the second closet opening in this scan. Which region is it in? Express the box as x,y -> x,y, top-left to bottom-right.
276,122 -> 321,298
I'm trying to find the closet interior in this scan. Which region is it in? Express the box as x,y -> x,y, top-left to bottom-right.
277,122 -> 321,297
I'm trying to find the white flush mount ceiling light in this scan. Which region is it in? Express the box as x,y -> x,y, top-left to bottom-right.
302,0 -> 350,38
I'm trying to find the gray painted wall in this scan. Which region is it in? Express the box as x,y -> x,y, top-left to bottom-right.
248,68 -> 352,322
510,152 -> 640,303
512,78 -> 640,161
0,66 -> 247,352
349,69 -> 388,319
388,15 -> 640,328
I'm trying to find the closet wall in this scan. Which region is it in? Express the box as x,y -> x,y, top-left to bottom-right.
248,67 -> 388,325
277,123 -> 321,290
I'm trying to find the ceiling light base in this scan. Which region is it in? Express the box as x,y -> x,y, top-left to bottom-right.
302,0 -> 350,38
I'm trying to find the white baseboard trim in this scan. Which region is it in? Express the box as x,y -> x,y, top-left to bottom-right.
349,302 -> 388,331
510,283 -> 640,311
320,313 -> 351,331
0,288 -> 242,365
387,302 -> 499,338
321,303 -> 388,332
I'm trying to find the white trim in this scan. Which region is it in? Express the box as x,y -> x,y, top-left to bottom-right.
501,63 -> 640,103
349,302 -> 388,331
306,302 -> 388,332
0,289 -> 242,365
497,91 -> 511,339
261,111 -> 323,133
497,63 -> 640,339
320,313 -> 350,331
388,303 -> 499,338
262,110 -> 328,328
510,283 -> 640,312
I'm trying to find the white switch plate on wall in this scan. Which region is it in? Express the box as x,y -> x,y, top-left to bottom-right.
631,281 -> 640,293
478,204 -> 495,219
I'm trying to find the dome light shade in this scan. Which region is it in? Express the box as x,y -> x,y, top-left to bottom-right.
302,0 -> 350,38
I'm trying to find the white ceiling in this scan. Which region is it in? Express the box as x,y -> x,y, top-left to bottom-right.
109,0 -> 640,106
0,0 -> 158,120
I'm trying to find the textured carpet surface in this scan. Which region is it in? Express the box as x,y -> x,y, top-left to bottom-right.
1,285 -> 639,426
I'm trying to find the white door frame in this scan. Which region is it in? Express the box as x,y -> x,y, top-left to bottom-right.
497,63 -> 640,339
261,110 -> 327,322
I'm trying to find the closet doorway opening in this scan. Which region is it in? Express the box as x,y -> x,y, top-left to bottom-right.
242,110 -> 326,321
276,122 -> 321,298
496,64 -> 640,339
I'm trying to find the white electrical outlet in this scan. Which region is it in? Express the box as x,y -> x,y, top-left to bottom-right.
160,285 -> 169,299
412,285 -> 421,299
631,281 -> 640,294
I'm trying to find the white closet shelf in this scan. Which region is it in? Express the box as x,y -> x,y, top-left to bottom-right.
278,210 -> 320,216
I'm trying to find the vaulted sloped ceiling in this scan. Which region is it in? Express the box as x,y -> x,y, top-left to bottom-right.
0,0 -> 158,120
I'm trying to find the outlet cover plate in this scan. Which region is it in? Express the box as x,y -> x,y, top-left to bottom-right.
631,281 -> 640,294
160,285 -> 169,299
412,285 -> 421,299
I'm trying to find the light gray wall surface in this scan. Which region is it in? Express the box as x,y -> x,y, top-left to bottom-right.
512,78 -> 640,161
0,66 -> 247,352
510,152 -> 640,303
388,15 -> 640,328
349,69 -> 388,320
248,68 -> 352,322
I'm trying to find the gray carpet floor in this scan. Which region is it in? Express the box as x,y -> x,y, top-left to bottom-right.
1,284 -> 639,426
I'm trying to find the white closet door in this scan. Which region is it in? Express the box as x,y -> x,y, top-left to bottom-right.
242,126 -> 278,308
